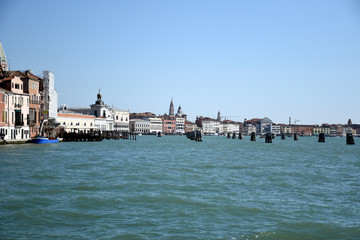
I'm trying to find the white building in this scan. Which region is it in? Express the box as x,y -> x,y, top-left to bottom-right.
57,111 -> 98,133
113,108 -> 129,131
175,117 -> 185,134
89,89 -> 114,131
202,120 -> 220,135
42,71 -> 58,120
90,89 -> 113,118
130,119 -> 150,134
94,117 -> 114,132
271,125 -> 281,135
221,121 -> 240,134
149,117 -> 162,133
242,124 -> 257,135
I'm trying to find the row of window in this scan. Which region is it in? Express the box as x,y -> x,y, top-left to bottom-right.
30,82 -> 39,90
12,82 -> 23,90
62,121 -> 94,127
115,115 -> 128,121
2,129 -> 30,139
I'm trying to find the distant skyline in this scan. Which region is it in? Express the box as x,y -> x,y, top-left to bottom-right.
1,0 -> 359,124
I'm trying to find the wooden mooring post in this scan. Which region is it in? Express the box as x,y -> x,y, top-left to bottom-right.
232,133 -> 236,139
281,133 -> 285,140
250,132 -> 256,141
265,133 -> 272,143
238,132 -> 243,140
318,133 -> 325,143
346,133 -> 355,145
186,131 -> 202,142
294,133 -> 298,141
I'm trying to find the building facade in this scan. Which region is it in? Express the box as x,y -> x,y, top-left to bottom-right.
130,119 -> 150,134
149,117 -> 163,133
42,71 -> 58,120
57,112 -> 97,133
0,76 -> 30,141
113,108 -> 129,131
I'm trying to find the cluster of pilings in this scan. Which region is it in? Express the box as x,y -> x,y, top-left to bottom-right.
61,131 -> 138,142
102,131 -> 122,140
186,131 -> 202,142
228,131 -> 355,144
121,131 -> 137,140
226,132 -> 243,139
62,132 -> 102,142
315,132 -> 355,145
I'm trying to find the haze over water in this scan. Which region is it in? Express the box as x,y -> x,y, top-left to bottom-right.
1,136 -> 359,239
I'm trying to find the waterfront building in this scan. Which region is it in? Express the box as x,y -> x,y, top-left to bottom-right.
94,117 -> 113,132
259,117 -> 272,134
42,71 -> 58,120
329,124 -> 343,136
185,121 -> 197,133
0,89 -> 7,140
271,124 -> 281,135
245,117 -> 272,135
113,108 -> 129,132
175,117 -> 185,134
149,117 -> 163,134
313,125 -> 331,136
195,116 -> 220,135
129,119 -> 150,134
221,120 -> 240,134
90,89 -> 112,118
2,70 -> 43,137
242,123 -> 257,135
24,70 -> 42,137
57,111 -> 97,133
280,125 -> 292,134
163,118 -> 176,134
291,125 -> 313,136
202,119 -> 220,135
0,76 -> 30,141
89,89 -> 114,131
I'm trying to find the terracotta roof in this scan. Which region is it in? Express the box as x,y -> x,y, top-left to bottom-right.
24,70 -> 42,80
58,113 -> 95,119
4,71 -> 27,78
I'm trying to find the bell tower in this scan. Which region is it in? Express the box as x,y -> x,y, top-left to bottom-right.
169,98 -> 174,116
0,41 -> 8,72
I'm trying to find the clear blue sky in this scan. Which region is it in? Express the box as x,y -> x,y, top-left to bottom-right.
1,0 -> 359,124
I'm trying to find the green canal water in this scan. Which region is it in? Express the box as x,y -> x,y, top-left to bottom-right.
0,136 -> 359,239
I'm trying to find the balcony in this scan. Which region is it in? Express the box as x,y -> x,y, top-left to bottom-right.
14,103 -> 23,108
15,121 -> 24,127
